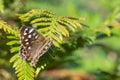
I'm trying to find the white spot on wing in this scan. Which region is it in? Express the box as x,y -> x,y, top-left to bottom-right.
24,32 -> 27,35
25,28 -> 28,31
28,46 -> 31,50
28,34 -> 32,38
29,28 -> 34,33
35,35 -> 38,39
25,39 -> 28,41
26,42 -> 29,45
33,32 -> 36,36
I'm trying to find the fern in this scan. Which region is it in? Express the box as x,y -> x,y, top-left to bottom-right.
0,19 -> 35,80
0,19 -> 18,36
1,9 -> 85,80
17,9 -> 84,47
10,54 -> 35,80
6,35 -> 36,80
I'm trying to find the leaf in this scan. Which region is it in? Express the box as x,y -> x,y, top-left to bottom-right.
7,36 -> 19,39
5,9 -> 85,80
10,54 -> 35,80
0,19 -> 19,37
10,53 -> 19,63
7,40 -> 20,45
10,46 -> 20,53
17,9 -> 84,48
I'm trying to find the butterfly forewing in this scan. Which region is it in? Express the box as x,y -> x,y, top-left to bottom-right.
19,26 -> 51,66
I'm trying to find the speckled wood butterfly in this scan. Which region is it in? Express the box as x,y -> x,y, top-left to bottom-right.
19,26 -> 51,66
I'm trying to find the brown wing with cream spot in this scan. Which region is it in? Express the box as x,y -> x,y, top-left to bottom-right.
19,26 -> 51,66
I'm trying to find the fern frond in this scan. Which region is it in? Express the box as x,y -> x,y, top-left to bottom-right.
10,54 -> 35,80
7,34 -> 35,79
17,9 -> 54,22
17,9 -> 84,47
6,40 -> 20,45
7,35 -> 20,53
4,9 -> 86,80
0,19 -> 19,36
6,33 -> 36,80
7,35 -> 45,80
7,35 -> 19,39
10,46 -> 20,53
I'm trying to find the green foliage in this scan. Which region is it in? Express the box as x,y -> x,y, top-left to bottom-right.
1,0 -> 119,80
10,54 -> 35,80
0,9 -> 85,80
6,35 -> 35,80
0,0 -> 4,13
17,9 -> 84,47
0,19 -> 18,36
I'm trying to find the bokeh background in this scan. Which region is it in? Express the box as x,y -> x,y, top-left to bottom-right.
0,0 -> 120,80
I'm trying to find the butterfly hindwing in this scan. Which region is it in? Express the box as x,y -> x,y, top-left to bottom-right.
29,38 -> 51,66
19,26 -> 51,66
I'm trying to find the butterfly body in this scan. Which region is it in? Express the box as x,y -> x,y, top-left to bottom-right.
19,26 -> 51,66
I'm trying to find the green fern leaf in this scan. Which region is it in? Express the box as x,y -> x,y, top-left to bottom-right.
7,40 -> 20,45
7,36 -> 19,39
17,9 -> 84,47
4,9 -> 85,80
0,19 -> 19,36
10,54 -> 35,80
10,53 -> 19,63
10,46 -> 20,53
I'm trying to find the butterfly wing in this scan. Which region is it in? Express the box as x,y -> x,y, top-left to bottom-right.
29,38 -> 51,66
19,26 -> 51,66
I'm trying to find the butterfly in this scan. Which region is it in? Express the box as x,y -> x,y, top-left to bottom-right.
19,26 -> 52,66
